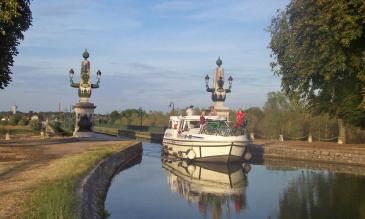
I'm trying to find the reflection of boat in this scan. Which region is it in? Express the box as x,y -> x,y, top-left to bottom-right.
162,157 -> 251,218
162,116 -> 250,162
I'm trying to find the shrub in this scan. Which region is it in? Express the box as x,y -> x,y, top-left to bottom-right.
30,119 -> 42,131
52,121 -> 62,132
18,118 -> 29,126
9,116 -> 19,126
0,119 -> 8,126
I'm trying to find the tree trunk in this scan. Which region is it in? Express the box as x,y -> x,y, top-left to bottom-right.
337,117 -> 346,144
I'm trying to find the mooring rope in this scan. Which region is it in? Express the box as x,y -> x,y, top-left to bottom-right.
284,135 -> 308,140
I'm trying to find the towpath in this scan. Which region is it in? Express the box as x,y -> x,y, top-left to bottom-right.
0,138 -> 137,218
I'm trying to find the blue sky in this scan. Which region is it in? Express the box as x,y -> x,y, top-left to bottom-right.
0,0 -> 289,113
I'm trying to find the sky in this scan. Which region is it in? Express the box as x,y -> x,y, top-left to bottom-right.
0,0 -> 289,113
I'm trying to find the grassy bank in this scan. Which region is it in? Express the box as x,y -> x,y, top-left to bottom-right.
94,126 -> 119,136
0,125 -> 37,138
21,143 -> 130,219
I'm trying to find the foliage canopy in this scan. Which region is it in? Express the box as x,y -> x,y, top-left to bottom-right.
269,0 -> 365,127
0,0 -> 32,89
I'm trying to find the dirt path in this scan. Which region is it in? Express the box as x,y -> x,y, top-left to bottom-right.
0,138 -> 136,218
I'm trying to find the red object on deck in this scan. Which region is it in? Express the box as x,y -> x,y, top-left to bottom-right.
236,111 -> 245,127
200,115 -> 206,125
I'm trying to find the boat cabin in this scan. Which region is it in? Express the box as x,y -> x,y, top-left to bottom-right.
168,116 -> 180,130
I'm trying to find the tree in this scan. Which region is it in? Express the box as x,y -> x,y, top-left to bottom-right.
0,118 -> 7,125
0,0 -> 32,89
109,110 -> 120,123
244,107 -> 264,137
18,117 -> 29,126
8,116 -> 19,125
262,92 -> 292,138
263,91 -> 290,112
269,0 -> 365,133
29,119 -> 41,131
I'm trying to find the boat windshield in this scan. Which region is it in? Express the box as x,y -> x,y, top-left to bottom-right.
201,120 -> 245,136
205,120 -> 229,129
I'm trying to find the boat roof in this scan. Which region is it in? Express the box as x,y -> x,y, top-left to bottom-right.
169,115 -> 226,121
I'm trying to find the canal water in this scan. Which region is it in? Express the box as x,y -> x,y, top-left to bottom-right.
105,142 -> 365,219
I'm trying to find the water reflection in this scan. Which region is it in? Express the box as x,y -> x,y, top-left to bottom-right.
278,171 -> 365,219
162,157 -> 251,219
105,142 -> 365,219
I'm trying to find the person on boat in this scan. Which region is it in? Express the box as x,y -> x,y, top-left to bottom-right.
209,106 -> 217,116
199,111 -> 206,133
186,105 -> 194,116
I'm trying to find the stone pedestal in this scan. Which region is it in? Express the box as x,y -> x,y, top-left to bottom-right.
73,102 -> 96,137
213,101 -> 230,119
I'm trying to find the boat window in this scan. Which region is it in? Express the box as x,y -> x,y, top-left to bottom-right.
205,120 -> 229,129
189,121 -> 200,129
183,122 -> 189,131
179,120 -> 184,130
168,120 -> 172,129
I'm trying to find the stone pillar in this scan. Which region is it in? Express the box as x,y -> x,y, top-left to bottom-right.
73,102 -> 96,137
213,101 -> 230,119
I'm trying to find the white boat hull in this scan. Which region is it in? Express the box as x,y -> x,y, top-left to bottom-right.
163,115 -> 250,162
162,137 -> 249,162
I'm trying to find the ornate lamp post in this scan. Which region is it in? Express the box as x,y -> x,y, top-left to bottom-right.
228,76 -> 233,90
169,102 -> 175,115
204,57 -> 233,118
68,50 -> 102,137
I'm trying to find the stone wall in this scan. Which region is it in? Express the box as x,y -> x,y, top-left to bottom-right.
264,157 -> 365,176
79,142 -> 142,219
118,129 -> 163,143
248,142 -> 365,167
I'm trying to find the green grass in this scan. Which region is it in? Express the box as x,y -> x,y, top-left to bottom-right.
0,125 -> 37,137
94,126 -> 119,136
22,147 -> 120,219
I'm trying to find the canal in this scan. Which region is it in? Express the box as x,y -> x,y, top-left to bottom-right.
105,142 -> 365,219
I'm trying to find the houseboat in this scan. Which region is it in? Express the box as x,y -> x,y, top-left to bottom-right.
162,115 -> 251,162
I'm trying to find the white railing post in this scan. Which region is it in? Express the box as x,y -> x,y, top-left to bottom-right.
5,132 -> 10,140
279,134 -> 284,142
250,132 -> 255,140
308,134 -> 312,143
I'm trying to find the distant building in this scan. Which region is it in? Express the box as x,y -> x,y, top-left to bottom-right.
11,105 -> 17,115
31,115 -> 39,121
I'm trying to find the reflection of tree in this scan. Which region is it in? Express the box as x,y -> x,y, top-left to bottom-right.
279,171 -> 365,219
